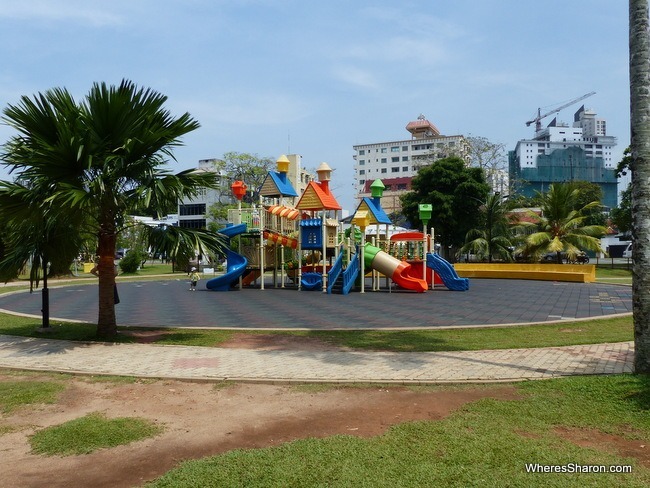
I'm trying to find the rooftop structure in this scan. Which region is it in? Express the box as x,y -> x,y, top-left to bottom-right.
353,115 -> 469,214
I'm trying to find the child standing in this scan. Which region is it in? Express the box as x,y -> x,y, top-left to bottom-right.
189,267 -> 200,291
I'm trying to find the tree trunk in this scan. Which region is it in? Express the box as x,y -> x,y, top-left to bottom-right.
630,0 -> 650,373
96,228 -> 118,338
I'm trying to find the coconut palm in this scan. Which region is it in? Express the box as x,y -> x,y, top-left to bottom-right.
522,183 -> 607,264
1,80 -> 227,337
630,0 -> 650,373
459,193 -> 515,263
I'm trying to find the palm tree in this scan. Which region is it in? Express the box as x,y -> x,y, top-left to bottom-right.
630,0 -> 650,373
1,80 -> 227,337
522,183 -> 606,263
459,193 -> 515,263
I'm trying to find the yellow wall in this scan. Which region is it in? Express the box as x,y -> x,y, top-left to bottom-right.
453,263 -> 595,283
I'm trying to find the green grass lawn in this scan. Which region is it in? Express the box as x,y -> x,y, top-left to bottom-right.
596,266 -> 633,285
0,311 -> 634,352
0,380 -> 65,414
146,374 -> 650,487
29,412 -> 163,456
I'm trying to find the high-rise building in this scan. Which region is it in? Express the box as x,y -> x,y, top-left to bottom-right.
508,106 -> 618,209
353,115 -> 469,214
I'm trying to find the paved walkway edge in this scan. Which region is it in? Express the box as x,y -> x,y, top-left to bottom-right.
0,335 -> 635,384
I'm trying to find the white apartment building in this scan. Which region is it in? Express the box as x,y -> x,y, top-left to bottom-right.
513,106 -> 616,170
178,155 -> 314,229
178,159 -> 232,229
353,115 -> 469,214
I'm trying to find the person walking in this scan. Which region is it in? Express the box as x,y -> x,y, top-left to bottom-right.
189,267 -> 200,291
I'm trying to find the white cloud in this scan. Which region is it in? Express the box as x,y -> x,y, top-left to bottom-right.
330,66 -> 381,91
176,90 -> 313,127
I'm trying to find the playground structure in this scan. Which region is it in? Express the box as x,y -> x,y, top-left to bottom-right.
206,155 -> 468,294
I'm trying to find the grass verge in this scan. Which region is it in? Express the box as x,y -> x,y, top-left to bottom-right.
147,375 -> 650,487
29,412 -> 163,456
0,380 -> 65,414
0,311 -> 633,352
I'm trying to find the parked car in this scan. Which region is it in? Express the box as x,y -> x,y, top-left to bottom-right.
623,243 -> 633,259
458,253 -> 479,263
540,252 -> 566,263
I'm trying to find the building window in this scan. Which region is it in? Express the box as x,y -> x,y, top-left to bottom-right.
391,157 -> 399,162
381,168 -> 387,174
359,170 -> 365,175
402,156 -> 408,161
391,167 -> 399,173
179,203 -> 206,216
402,166 -> 409,171
359,179 -> 365,185
359,160 -> 365,165
402,146 -> 408,151
179,219 -> 206,229
391,146 -> 400,152
381,148 -> 387,153
381,158 -> 387,163
358,149 -> 365,155
397,183 -> 407,190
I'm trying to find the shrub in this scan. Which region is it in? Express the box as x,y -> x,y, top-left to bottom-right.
119,250 -> 146,274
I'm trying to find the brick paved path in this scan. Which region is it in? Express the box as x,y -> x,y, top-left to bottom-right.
0,335 -> 634,383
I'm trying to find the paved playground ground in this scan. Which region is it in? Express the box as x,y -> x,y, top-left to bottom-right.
0,277 -> 633,329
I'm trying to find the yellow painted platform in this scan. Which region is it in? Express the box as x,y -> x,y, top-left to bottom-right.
454,263 -> 595,283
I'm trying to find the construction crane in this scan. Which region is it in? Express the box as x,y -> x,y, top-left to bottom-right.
525,91 -> 596,133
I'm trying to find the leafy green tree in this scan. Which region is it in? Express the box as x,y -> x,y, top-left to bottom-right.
0,180 -> 90,282
505,193 -> 541,210
0,80 -> 227,337
567,181 -> 606,226
118,249 -> 147,274
610,185 -> 632,235
522,183 -> 607,263
466,135 -> 508,193
217,152 -> 274,202
616,146 -> 632,177
400,157 -> 490,253
459,193 -> 516,263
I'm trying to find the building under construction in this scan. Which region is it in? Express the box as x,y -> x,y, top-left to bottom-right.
509,98 -> 618,209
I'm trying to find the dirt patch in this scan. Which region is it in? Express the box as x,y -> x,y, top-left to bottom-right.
118,330 -> 177,344
219,333 -> 347,351
554,426 -> 650,468
0,373 -> 518,488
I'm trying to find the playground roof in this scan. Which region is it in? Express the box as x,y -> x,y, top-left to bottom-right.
296,181 -> 341,211
355,197 -> 392,225
260,171 -> 299,198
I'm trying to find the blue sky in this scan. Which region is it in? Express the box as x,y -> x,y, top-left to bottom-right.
0,0 -> 630,211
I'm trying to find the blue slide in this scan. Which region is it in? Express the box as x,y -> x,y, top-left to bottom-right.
426,253 -> 469,291
206,223 -> 248,291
